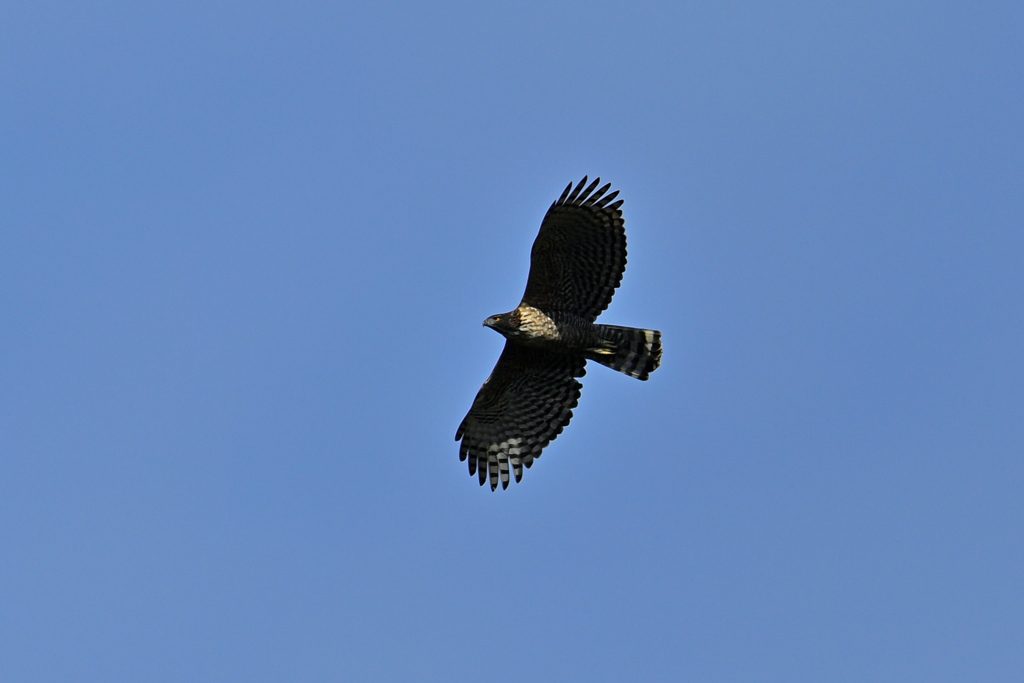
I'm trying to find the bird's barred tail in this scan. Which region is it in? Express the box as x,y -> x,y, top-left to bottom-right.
588,325 -> 663,380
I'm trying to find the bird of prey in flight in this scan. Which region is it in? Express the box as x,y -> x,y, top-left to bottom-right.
456,177 -> 662,491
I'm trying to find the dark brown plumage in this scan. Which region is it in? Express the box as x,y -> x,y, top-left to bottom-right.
456,177 -> 662,491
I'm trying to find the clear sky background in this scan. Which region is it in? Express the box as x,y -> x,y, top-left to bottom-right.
2,2 -> 1022,681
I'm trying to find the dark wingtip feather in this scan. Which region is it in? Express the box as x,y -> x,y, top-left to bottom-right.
556,181 -> 573,204
578,177 -> 601,203
594,189 -> 619,208
585,182 -> 612,206
565,176 -> 589,203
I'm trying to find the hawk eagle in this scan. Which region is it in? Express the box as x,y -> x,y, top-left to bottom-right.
456,177 -> 662,491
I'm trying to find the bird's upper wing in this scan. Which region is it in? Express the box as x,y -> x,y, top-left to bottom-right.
520,176 -> 626,322
455,343 -> 586,491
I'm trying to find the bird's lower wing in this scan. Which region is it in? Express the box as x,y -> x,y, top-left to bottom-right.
456,343 -> 585,491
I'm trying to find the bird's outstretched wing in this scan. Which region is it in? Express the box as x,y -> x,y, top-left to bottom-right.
456,343 -> 586,491
520,176 -> 626,322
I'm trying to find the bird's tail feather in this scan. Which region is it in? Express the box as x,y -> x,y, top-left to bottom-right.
587,325 -> 662,380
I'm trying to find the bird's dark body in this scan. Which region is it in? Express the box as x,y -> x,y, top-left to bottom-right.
486,308 -> 601,350
456,177 -> 662,491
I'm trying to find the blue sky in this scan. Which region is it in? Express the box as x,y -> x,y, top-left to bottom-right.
2,2 -> 1022,681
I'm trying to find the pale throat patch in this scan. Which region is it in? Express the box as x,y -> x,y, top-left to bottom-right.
516,305 -> 560,340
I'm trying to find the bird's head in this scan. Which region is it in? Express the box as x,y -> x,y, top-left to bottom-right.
483,310 -> 521,338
